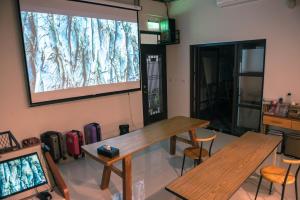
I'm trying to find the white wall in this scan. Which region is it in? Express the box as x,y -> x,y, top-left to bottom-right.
0,0 -> 165,141
167,0 -> 300,117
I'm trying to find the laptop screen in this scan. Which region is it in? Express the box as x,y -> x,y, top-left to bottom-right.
0,152 -> 48,199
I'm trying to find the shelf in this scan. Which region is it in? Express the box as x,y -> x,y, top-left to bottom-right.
159,30 -> 180,45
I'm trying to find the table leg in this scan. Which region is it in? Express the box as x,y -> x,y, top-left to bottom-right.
273,147 -> 278,166
262,124 -> 267,134
189,130 -> 199,147
123,155 -> 132,200
170,136 -> 177,155
100,165 -> 112,189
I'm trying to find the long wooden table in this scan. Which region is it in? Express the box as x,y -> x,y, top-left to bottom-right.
165,132 -> 282,200
81,116 -> 209,200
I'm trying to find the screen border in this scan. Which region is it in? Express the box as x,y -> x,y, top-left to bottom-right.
0,152 -> 48,199
17,0 -> 141,107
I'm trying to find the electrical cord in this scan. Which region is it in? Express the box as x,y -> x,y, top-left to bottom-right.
165,2 -> 169,18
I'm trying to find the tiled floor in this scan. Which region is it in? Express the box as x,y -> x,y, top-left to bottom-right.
59,130 -> 299,200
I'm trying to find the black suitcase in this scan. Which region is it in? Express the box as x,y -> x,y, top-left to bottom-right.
41,131 -> 67,162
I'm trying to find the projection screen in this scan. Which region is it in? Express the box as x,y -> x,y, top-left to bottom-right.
18,0 -> 140,105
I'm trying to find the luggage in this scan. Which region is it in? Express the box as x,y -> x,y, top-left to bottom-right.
60,133 -> 68,159
66,130 -> 84,159
84,123 -> 102,144
119,124 -> 129,135
41,131 -> 67,162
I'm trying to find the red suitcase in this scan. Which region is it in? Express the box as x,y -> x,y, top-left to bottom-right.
66,130 -> 84,159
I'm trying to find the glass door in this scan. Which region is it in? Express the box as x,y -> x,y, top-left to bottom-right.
141,44 -> 167,125
234,40 -> 266,135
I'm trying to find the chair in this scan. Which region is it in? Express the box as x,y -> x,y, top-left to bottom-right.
0,131 -> 21,154
181,128 -> 216,176
255,159 -> 300,200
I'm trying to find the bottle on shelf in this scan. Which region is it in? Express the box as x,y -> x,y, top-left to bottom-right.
285,92 -> 292,105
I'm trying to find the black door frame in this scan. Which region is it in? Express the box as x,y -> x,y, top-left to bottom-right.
190,39 -> 266,136
233,40 -> 266,135
141,44 -> 168,126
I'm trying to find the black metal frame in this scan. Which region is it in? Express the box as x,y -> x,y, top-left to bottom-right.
190,44 -> 236,134
70,0 -> 141,11
190,39 -> 266,136
181,137 -> 215,176
0,131 -> 21,154
141,44 -> 168,126
16,0 -> 142,107
233,40 -> 266,135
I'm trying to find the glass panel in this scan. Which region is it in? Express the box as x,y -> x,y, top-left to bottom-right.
240,47 -> 264,73
201,53 -> 218,106
239,76 -> 263,106
237,107 -> 260,130
146,55 -> 163,116
202,56 -> 218,84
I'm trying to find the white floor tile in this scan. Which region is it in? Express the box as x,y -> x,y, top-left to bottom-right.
59,131 -> 299,200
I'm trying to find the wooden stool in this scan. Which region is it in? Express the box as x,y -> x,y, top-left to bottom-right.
181,128 -> 216,176
255,159 -> 300,200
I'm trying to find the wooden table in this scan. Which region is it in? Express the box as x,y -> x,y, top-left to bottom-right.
81,116 -> 209,200
165,132 -> 282,200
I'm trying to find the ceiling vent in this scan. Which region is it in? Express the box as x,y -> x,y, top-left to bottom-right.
216,0 -> 257,7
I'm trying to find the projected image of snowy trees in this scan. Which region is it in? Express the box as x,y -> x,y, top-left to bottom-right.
21,12 -> 140,93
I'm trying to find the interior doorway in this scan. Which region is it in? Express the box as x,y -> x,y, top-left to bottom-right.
141,44 -> 167,126
190,40 -> 266,136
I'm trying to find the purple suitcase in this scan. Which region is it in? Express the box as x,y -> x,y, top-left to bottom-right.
84,123 -> 102,144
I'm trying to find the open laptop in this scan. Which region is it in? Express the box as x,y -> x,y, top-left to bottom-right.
0,145 -> 51,200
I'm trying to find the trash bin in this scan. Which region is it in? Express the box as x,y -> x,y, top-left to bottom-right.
284,133 -> 300,158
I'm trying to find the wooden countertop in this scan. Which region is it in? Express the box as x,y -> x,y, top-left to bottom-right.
166,132 -> 282,200
264,113 -> 300,122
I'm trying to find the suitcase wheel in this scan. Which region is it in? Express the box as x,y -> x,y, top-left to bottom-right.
74,155 -> 79,160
